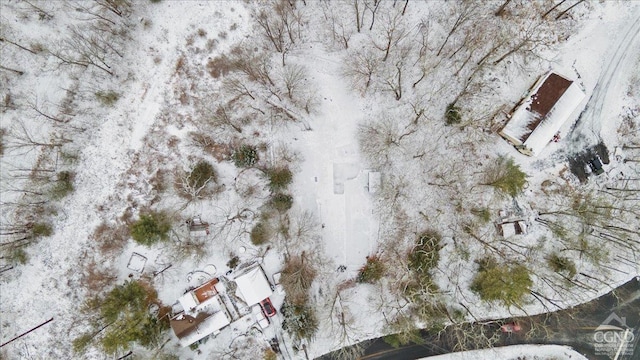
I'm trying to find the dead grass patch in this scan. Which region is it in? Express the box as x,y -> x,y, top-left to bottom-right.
92,221 -> 130,255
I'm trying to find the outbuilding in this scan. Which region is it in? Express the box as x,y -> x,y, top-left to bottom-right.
499,72 -> 585,157
233,264 -> 273,306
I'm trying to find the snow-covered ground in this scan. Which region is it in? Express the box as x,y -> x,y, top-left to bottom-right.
1,1 -> 639,359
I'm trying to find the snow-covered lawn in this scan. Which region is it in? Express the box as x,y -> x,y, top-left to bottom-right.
1,1 -> 639,359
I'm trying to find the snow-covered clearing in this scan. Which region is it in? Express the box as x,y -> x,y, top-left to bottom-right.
293,46 -> 379,269
1,1 -> 640,359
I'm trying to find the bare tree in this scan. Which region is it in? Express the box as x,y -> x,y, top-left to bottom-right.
343,48 -> 380,93
436,1 -> 478,57
281,252 -> 317,305
5,120 -> 71,154
49,26 -> 115,75
281,63 -> 307,101
372,9 -> 408,62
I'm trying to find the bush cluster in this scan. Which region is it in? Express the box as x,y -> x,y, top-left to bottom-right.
470,256 -> 532,307
250,222 -> 270,245
130,212 -> 171,246
266,167 -> 293,191
187,161 -> 217,190
233,145 -> 259,167
281,302 -> 319,342
357,255 -> 386,283
73,280 -> 169,354
547,253 -> 577,278
95,90 -> 120,106
270,193 -> 293,212
445,103 -> 461,125
50,171 -> 75,199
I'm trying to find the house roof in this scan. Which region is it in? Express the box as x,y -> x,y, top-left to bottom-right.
171,277 -> 231,346
170,309 -> 231,346
500,72 -> 585,156
234,265 -> 272,306
193,277 -> 218,304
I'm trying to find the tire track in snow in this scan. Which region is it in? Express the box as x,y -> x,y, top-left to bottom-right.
570,9 -> 640,149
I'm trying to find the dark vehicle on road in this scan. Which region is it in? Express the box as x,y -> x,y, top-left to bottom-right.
588,155 -> 604,175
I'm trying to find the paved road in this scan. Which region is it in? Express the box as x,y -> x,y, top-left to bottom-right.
318,277 -> 640,360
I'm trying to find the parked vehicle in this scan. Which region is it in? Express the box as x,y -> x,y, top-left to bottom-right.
500,322 -> 521,333
588,156 -> 604,175
260,297 -> 277,317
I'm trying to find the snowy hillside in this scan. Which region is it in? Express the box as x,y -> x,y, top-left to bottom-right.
1,1 -> 639,360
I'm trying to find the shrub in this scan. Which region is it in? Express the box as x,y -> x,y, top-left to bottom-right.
270,193 -> 293,213
482,157 -> 527,197
250,222 -> 270,245
187,161 -> 217,189
547,253 -> 576,278
95,90 -> 120,106
357,255 -> 385,283
31,222 -> 53,238
177,161 -> 218,199
471,207 -> 491,223
50,171 -> 74,199
266,167 -> 293,191
281,302 -> 319,342
408,231 -> 442,275
470,258 -> 532,307
206,55 -> 232,78
227,255 -> 240,269
233,145 -> 259,167
263,348 -> 277,360
92,221 -> 129,255
445,103 -> 462,125
9,247 -> 28,265
130,212 -> 171,246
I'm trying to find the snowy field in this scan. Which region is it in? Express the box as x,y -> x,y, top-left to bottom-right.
1,1 -> 639,360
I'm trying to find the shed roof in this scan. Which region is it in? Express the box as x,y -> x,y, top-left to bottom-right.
234,265 -> 272,306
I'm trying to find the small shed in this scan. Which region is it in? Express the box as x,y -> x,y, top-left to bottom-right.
187,216 -> 210,238
234,265 -> 272,306
499,72 -> 585,157
498,221 -> 527,237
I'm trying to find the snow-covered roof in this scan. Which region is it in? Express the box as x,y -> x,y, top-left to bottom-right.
174,309 -> 231,347
500,72 -> 585,156
234,265 -> 272,306
171,289 -> 231,347
499,221 -> 527,237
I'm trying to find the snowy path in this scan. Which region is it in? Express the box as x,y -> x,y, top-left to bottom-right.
294,47 -> 379,269
0,4 -> 198,356
570,7 -> 640,148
